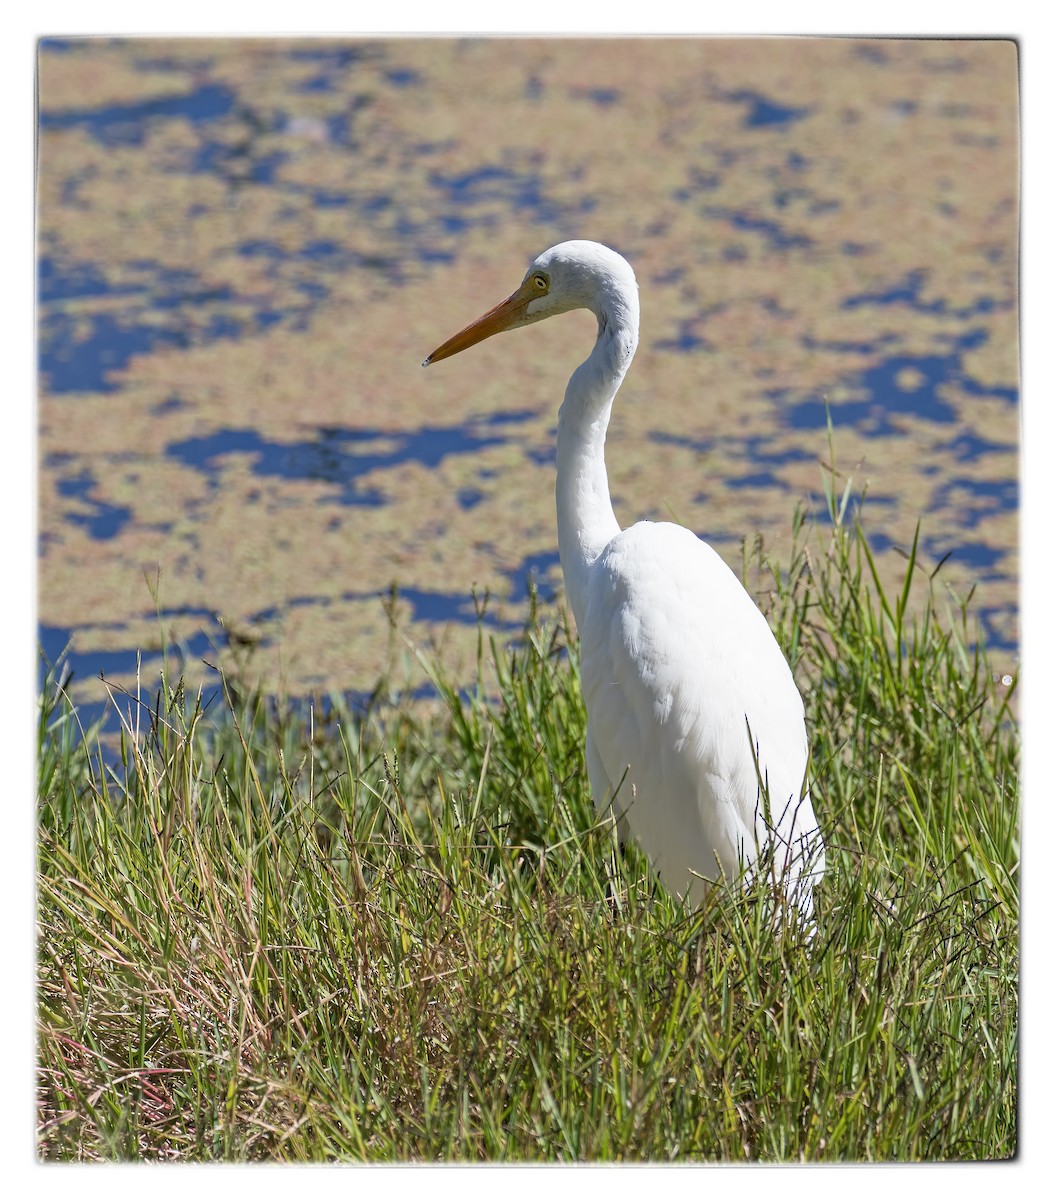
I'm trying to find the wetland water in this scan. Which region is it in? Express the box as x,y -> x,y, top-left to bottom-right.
36,37 -> 1019,725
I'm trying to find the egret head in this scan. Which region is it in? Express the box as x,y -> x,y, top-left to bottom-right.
423,240 -> 638,366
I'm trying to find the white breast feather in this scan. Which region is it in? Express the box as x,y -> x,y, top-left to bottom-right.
579,521 -> 823,907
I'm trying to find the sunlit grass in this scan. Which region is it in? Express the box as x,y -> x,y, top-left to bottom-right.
36,485 -> 1018,1162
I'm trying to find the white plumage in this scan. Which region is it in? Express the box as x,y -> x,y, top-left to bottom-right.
425,240 -> 824,921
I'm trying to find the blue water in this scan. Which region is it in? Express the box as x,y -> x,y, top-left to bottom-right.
386,68 -> 422,89
929,477 -> 1019,528
779,347 -> 1017,436
427,163 -> 598,227
457,487 -> 485,510
649,430 -> 816,469
924,539 -> 1006,574
843,270 -> 1009,320
802,331 -> 901,356
772,188 -> 840,216
704,207 -> 815,252
504,550 -> 563,607
37,38 -> 1020,727
37,41 -> 603,399
39,619 -> 225,746
38,563 -> 552,747
720,89 -> 811,129
56,472 -> 133,540
935,429 -> 1017,463
39,82 -> 235,146
571,86 -> 622,107
190,142 -> 289,185
726,471 -> 787,491
654,318 -> 714,354
165,411 -> 537,507
395,588 -> 519,629
38,257 -> 269,394
41,625 -> 141,683
38,257 -> 124,302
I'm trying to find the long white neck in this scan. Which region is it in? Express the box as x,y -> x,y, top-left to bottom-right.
556,290 -> 639,629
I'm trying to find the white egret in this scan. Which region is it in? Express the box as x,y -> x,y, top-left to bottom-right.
424,240 -> 824,922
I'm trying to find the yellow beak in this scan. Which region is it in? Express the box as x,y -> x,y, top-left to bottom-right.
422,284 -> 534,366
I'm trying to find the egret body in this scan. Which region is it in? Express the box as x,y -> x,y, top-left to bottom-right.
424,241 -> 824,920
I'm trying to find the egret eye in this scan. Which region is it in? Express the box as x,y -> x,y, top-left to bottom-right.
533,274 -> 548,291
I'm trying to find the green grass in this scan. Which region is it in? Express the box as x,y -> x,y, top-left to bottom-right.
36,490 -> 1018,1162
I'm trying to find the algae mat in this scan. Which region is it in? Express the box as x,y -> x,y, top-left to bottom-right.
37,37 -> 1019,714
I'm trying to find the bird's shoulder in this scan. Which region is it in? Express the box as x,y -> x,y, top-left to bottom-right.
593,520 -> 752,614
581,519 -> 803,721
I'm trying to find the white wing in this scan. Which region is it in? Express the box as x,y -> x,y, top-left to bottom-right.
579,520 -> 824,909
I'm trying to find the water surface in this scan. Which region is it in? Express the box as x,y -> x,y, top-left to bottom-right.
36,37 -> 1020,719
